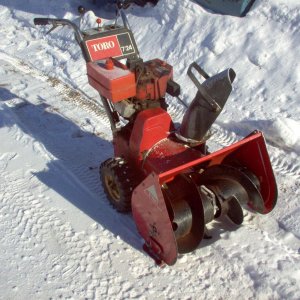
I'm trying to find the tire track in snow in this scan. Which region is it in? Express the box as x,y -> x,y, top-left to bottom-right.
0,99 -> 146,299
168,99 -> 300,180
2,50 -> 300,180
0,50 -> 111,129
0,52 -> 142,246
2,52 -> 300,237
1,43 -> 300,300
3,48 -> 300,185
0,53 -> 110,200
2,50 -> 300,194
0,165 -> 139,299
4,49 -> 300,181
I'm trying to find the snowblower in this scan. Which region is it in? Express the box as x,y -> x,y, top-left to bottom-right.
33,3 -> 277,265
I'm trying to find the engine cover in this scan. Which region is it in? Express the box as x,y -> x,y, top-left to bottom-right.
135,59 -> 173,101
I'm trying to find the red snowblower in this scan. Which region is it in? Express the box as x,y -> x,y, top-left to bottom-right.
34,3 -> 277,265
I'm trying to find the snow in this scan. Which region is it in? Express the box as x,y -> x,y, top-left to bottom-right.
0,0 -> 300,299
266,118 -> 300,153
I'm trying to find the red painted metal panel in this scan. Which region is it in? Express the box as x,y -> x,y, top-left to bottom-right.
143,139 -> 202,175
129,108 -> 175,161
87,61 -> 136,102
157,131 -> 277,214
131,173 -> 178,265
131,131 -> 276,264
222,132 -> 277,213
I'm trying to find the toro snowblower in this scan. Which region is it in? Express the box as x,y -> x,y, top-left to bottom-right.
33,2 -> 277,265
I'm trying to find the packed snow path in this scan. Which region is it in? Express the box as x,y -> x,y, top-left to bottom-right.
1,48 -> 300,300
1,0 -> 300,299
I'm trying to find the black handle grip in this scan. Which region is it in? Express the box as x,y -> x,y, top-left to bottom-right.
34,18 -> 51,26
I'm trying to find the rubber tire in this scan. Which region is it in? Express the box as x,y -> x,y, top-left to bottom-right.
100,158 -> 137,213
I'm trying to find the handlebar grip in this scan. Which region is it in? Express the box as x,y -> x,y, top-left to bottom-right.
34,18 -> 51,26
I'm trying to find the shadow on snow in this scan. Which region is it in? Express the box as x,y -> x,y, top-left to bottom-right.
0,86 -> 245,262
0,87 -> 142,253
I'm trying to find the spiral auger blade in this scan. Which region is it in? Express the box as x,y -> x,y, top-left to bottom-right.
198,164 -> 265,225
162,175 -> 205,254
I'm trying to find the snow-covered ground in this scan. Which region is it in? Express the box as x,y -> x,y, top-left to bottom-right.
0,0 -> 299,299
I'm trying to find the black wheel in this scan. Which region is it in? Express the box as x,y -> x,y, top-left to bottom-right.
100,158 -> 138,213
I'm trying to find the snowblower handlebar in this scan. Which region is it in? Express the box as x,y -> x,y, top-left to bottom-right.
33,18 -> 83,42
